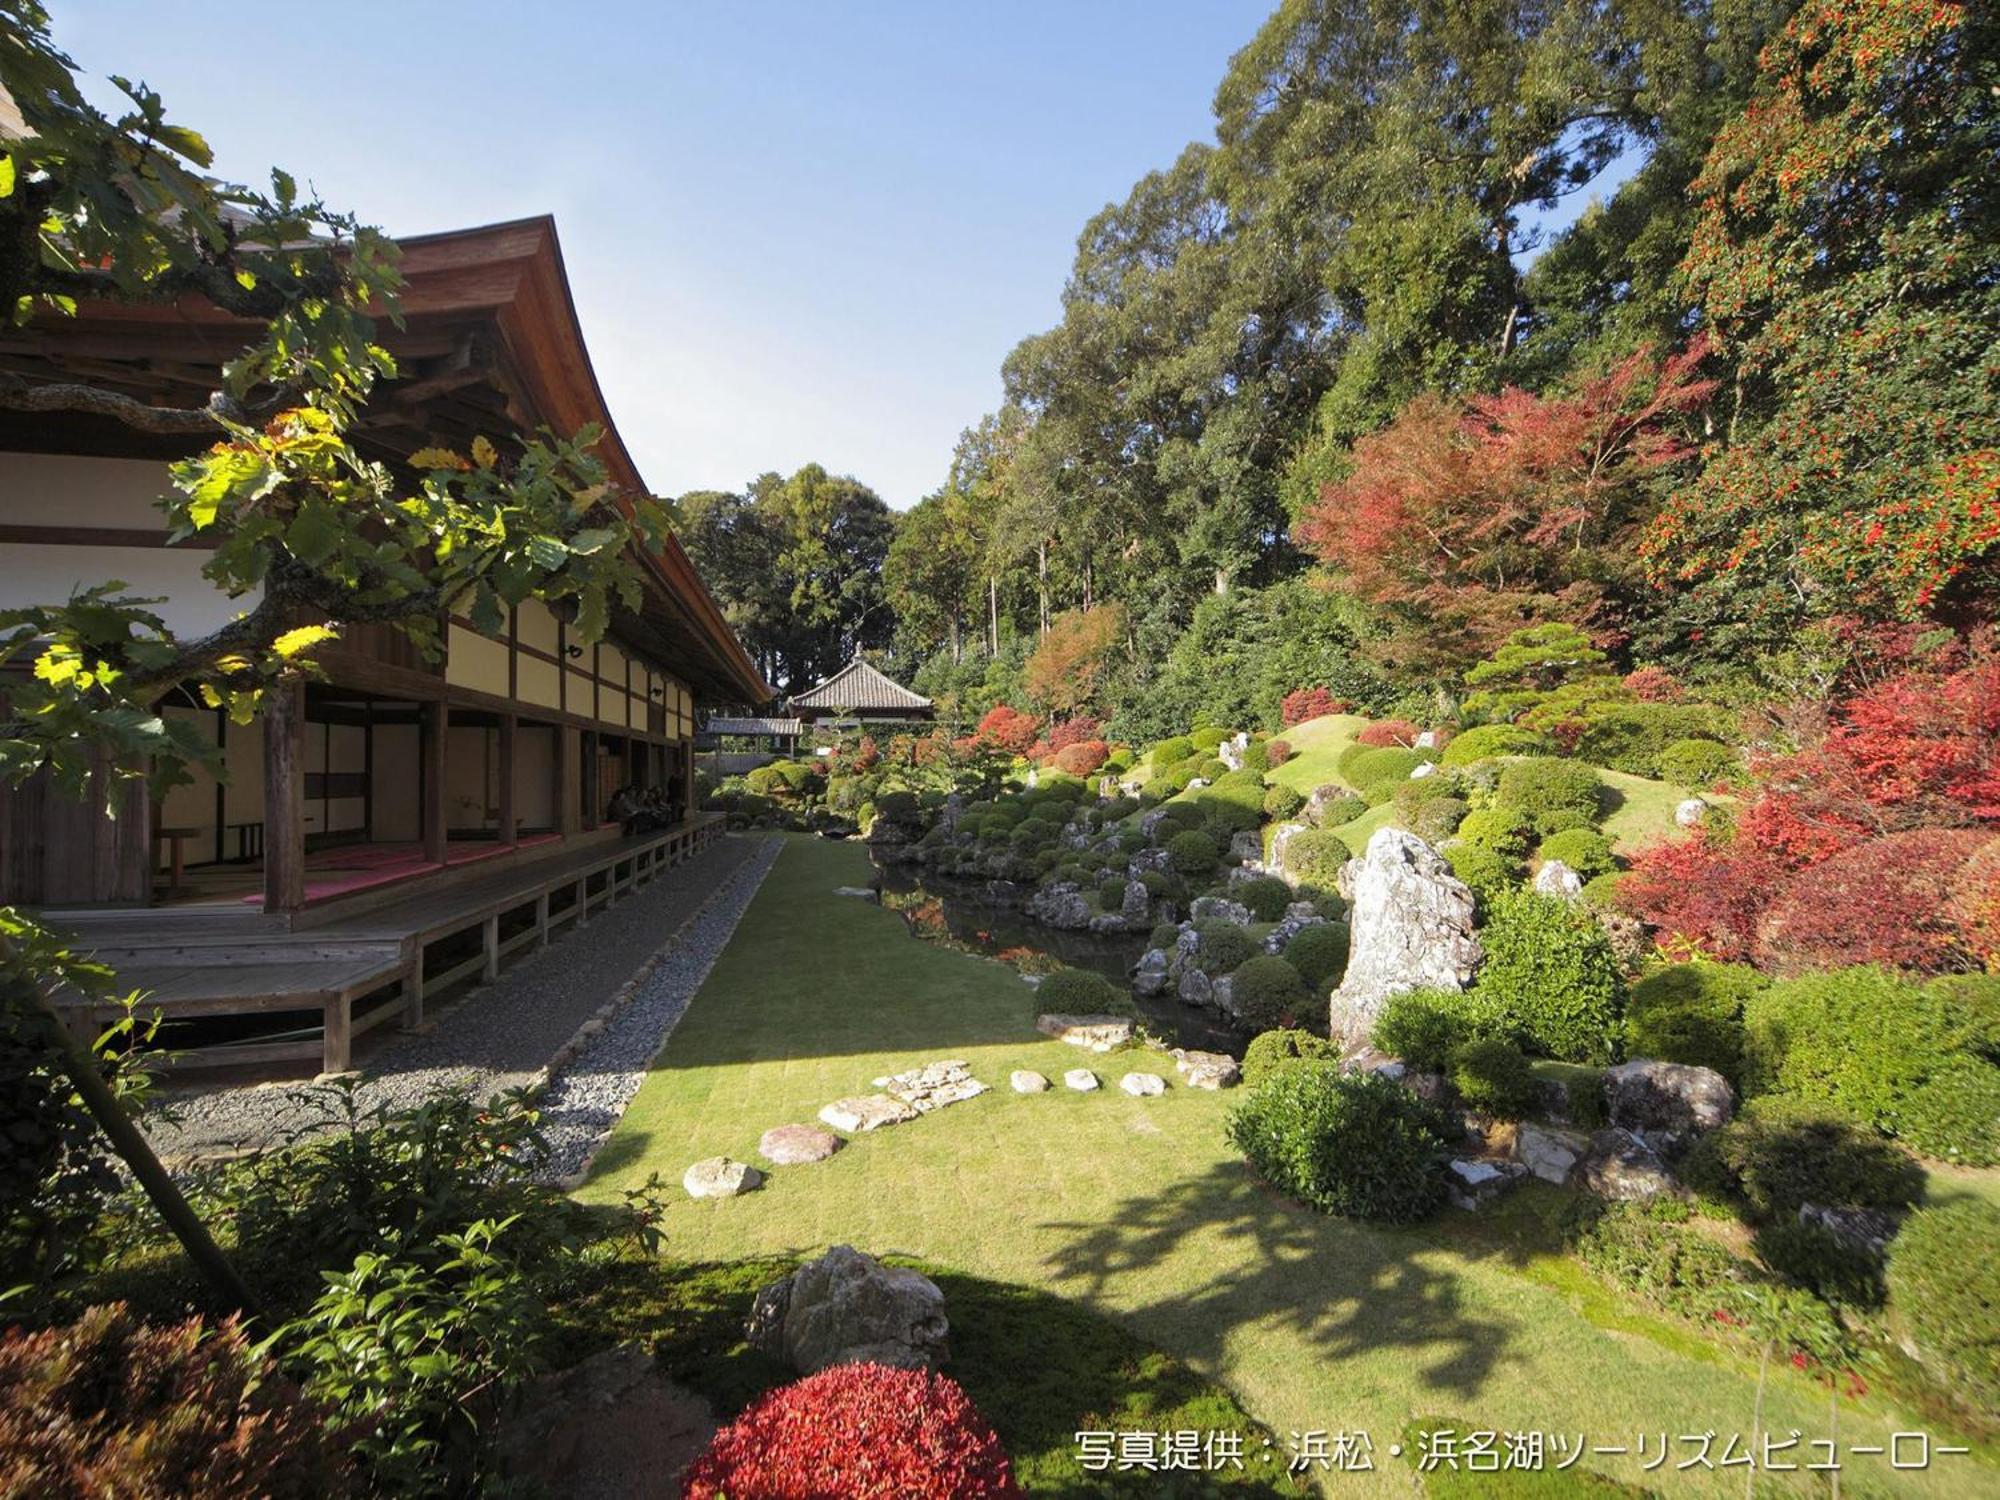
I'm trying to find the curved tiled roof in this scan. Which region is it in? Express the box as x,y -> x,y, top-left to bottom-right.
789,658 -> 932,713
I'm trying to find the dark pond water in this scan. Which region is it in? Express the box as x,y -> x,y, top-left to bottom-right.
868,855 -> 1244,1055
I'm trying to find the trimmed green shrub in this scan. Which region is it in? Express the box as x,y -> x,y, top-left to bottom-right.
1928,972 -> 2000,1059
1263,784 -> 1306,820
1895,1061 -> 2000,1166
1280,828 -> 1350,890
1241,1028 -> 1338,1087
1097,876 -> 1128,911
1454,805 -> 1533,860
1536,828 -> 1617,882
1190,726 -> 1229,752
1678,1102 -> 1925,1222
1445,844 -> 1519,903
1226,1065 -> 1452,1224
1283,923 -> 1349,991
1166,830 -> 1220,875
1658,738 -> 1739,789
1034,968 -> 1136,1019
1579,871 -> 1631,912
1147,922 -> 1180,951
1448,1038 -> 1541,1119
1148,736 -> 1194,767
1374,987 -> 1506,1072
1188,783 -> 1262,834
1574,704 -> 1734,778
1753,1220 -> 1884,1307
1391,776 -> 1468,844
1345,746 -> 1430,804
1157,801 -> 1206,832
1193,921 -> 1255,975
1311,791 -> 1367,827
1150,762 -> 1199,796
1567,1201 -> 1755,1326
1624,962 -> 1763,1082
1235,875 -> 1294,923
1197,758 -> 1230,780
1494,758 -> 1603,832
1477,891 -> 1624,1062
1439,723 -> 1554,767
1886,1202 -> 2000,1416
1231,956 -> 1313,1033
1138,869 -> 1182,901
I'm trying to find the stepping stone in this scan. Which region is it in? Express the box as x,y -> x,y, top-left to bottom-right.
1446,1157 -> 1527,1211
832,886 -> 879,901
1036,1014 -> 1135,1052
1063,1069 -> 1100,1092
1170,1049 -> 1241,1090
819,1095 -> 919,1133
684,1156 -> 762,1199
872,1060 -> 989,1113
1120,1072 -> 1167,1097
1011,1070 -> 1051,1093
759,1124 -> 843,1165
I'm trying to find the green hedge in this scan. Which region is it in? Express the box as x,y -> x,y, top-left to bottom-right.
1034,969 -> 1136,1019
1439,723 -> 1554,767
1447,1038 -> 1541,1119
1536,828 -> 1617,881
1283,924 -> 1350,991
1281,829 -> 1350,891
1624,962 -> 1763,1082
1494,758 -> 1603,833
1230,956 -> 1312,1034
1886,1202 -> 2000,1416
1373,987 -> 1507,1072
1241,1029 -> 1339,1088
1226,1065 -> 1451,1224
1476,890 -> 1624,1062
1574,704 -> 1735,778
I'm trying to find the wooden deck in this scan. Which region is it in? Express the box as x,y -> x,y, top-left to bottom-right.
46,814 -> 727,1075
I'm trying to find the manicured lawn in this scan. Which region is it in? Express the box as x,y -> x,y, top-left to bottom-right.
584,836 -> 1996,1497
1597,768 -> 1697,855
1265,713 -> 1369,795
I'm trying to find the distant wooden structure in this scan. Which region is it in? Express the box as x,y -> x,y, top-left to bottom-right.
788,658 -> 933,729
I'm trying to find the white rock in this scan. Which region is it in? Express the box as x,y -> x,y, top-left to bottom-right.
1063,1068 -> 1100,1092
873,1060 -> 989,1113
1036,1014 -> 1134,1051
1328,828 -> 1481,1049
684,1156 -> 762,1198
759,1125 -> 842,1165
1410,761 -> 1437,779
818,1095 -> 920,1133
832,885 -> 879,901
1675,797 -> 1709,829
1011,1070 -> 1051,1093
1532,859 -> 1583,899
1119,1072 -> 1166,1097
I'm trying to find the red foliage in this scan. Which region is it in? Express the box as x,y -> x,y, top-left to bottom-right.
682,1363 -> 1019,1500
1265,739 -> 1293,769
1951,838 -> 2000,973
1053,740 -> 1110,775
852,736 -> 880,771
1623,666 -> 1684,703
1356,719 -> 1421,748
1280,687 -> 1350,726
1755,828 -> 1992,976
974,704 -> 1041,757
1046,715 -> 1103,753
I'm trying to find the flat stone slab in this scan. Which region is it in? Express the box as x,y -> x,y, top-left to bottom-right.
1011,1070 -> 1051,1093
758,1124 -> 843,1166
684,1156 -> 762,1199
1171,1049 -> 1241,1089
1063,1068 -> 1100,1092
1514,1123 -> 1590,1185
1120,1072 -> 1167,1097
872,1059 -> 990,1113
1447,1157 -> 1527,1210
819,1095 -> 920,1133
832,886 -> 879,900
1036,1013 -> 1135,1052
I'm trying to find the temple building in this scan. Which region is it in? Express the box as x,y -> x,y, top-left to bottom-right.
787,657 -> 934,730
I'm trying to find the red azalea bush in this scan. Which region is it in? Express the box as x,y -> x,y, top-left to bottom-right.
1356,719 -> 1422,748
1624,665 -> 1685,702
1280,687 -> 1350,726
1754,829 -> 1992,977
1952,838 -> 2000,973
682,1363 -> 1019,1500
1266,739 -> 1293,768
974,704 -> 1041,757
1046,715 -> 1103,754
1053,739 -> 1111,775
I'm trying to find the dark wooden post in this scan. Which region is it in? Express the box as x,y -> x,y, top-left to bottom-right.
556,724 -> 580,835
263,677 -> 306,913
497,713 -> 517,845
682,739 -> 697,822
422,699 -> 448,864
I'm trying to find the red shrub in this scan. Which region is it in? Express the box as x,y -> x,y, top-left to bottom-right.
974,705 -> 1041,757
1755,829 -> 1992,976
682,1363 -> 1018,1500
852,736 -> 880,771
1265,739 -> 1293,769
0,1303 -> 349,1496
1623,666 -> 1684,702
1357,719 -> 1421,748
1026,740 -> 1052,764
1053,740 -> 1110,775
1280,687 -> 1350,727
1952,838 -> 2000,973
1045,716 -> 1103,754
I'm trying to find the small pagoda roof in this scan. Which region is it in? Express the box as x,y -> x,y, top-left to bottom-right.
789,658 -> 932,715
701,716 -> 803,738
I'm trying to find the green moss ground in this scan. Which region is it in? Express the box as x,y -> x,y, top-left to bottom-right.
583,835 -> 1996,1498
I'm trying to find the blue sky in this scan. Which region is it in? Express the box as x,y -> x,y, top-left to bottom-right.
56,1 -> 1274,508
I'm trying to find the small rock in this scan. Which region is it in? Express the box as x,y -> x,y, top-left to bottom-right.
818,1095 -> 920,1133
1410,761 -> 1437,779
1064,1068 -> 1100,1092
683,1156 -> 762,1199
1036,1014 -> 1135,1051
1132,948 -> 1171,998
1342,1046 -> 1407,1082
832,886 -> 879,901
1799,1202 -> 1899,1257
1189,895 -> 1253,926
759,1124 -> 842,1166
1532,859 -> 1583,899
1120,1072 -> 1166,1097
1514,1123 -> 1590,1185
1675,797 -> 1709,829
1011,1070 -> 1051,1093
1447,1157 -> 1527,1210
1170,1049 -> 1242,1090
1578,1128 -> 1679,1201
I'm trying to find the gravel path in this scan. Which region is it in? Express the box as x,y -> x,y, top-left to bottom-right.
146,834 -> 777,1161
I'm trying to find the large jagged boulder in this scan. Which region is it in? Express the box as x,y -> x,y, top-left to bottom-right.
1602,1059 -> 1735,1151
746,1246 -> 949,1374
1027,881 -> 1093,929
1189,895 -> 1252,927
1327,828 -> 1481,1049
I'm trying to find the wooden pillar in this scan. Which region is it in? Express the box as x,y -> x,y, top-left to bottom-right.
263,678 -> 306,913
497,713 -> 518,845
536,891 -> 551,949
322,995 -> 352,1075
575,874 -> 589,928
403,948 -> 426,1031
422,699 -> 448,864
682,740 -> 697,823
555,725 -> 579,835
482,914 -> 499,982
582,730 -> 598,827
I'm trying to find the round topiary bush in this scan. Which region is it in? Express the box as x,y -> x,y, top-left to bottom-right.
1447,1037 -> 1541,1119
1372,987 -> 1506,1072
1440,723 -> 1554,767
1658,737 -> 1739,789
1194,921 -> 1256,974
1147,922 -> 1181,951
1624,961 -> 1764,1082
1190,726 -> 1229,753
1344,746 -> 1430,804
1494,758 -> 1603,833
1895,1061 -> 2000,1166
1391,780 -> 1467,843
1198,757 -> 1230,780
1536,828 -> 1618,882
1166,829 -> 1220,875
1236,875 -> 1294,923
1265,739 -> 1293,769
1230,956 -> 1311,1033
1445,844 -> 1519,902
1263,784 -> 1306,820
1476,890 -> 1624,1062
1356,719 -> 1421,748
1283,922 -> 1350,991
683,1363 -> 1020,1500
1677,1099 -> 1926,1222
1034,968 -> 1134,1019
1310,791 -> 1368,827
1455,805 -> 1533,860
1281,828 -> 1351,890
1149,735 -> 1194,767
1226,1066 -> 1452,1224
1886,1201 -> 2000,1418
1097,875 -> 1129,911
1241,1028 -> 1339,1086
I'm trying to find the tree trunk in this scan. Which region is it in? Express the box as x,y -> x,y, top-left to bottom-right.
987,576 -> 998,655
1037,542 -> 1050,635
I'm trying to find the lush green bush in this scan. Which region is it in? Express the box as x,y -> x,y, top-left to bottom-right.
1886,1202 -> 2000,1417
1624,962 -> 1763,1082
1454,804 -> 1533,860
1447,1038 -> 1541,1118
1753,1220 -> 1884,1308
1138,869 -> 1183,902
1536,828 -> 1617,881
1263,784 -> 1306,820
1658,738 -> 1739,789
1235,875 -> 1294,922
1895,1061 -> 2000,1166
1281,828 -> 1351,890
1678,1102 -> 1926,1222
1439,723 -> 1554,767
1580,871 -> 1631,912
1226,1065 -> 1451,1224
1166,829 -> 1220,875
1096,875 -> 1129,911
1476,891 -> 1624,1062
1444,843 -> 1519,903
1283,923 -> 1350,991
1190,726 -> 1229,752
1188,781 -> 1263,834
1391,776 -> 1467,843
1312,791 -> 1369,828
1373,987 -> 1507,1072
1241,1028 -> 1339,1086
1148,735 -> 1194,767
1574,704 -> 1734,778
1343,746 -> 1431,804
1147,922 -> 1181,951
1193,921 -> 1256,975
1494,758 -> 1603,833
1157,801 -> 1206,832
1034,968 -> 1136,1019
1150,761 -> 1199,796
1230,956 -> 1312,1033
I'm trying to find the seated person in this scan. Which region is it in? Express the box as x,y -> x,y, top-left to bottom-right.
605,784 -> 641,830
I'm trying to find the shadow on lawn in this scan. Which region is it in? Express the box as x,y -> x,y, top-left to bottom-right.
1040,1158 -> 1515,1403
